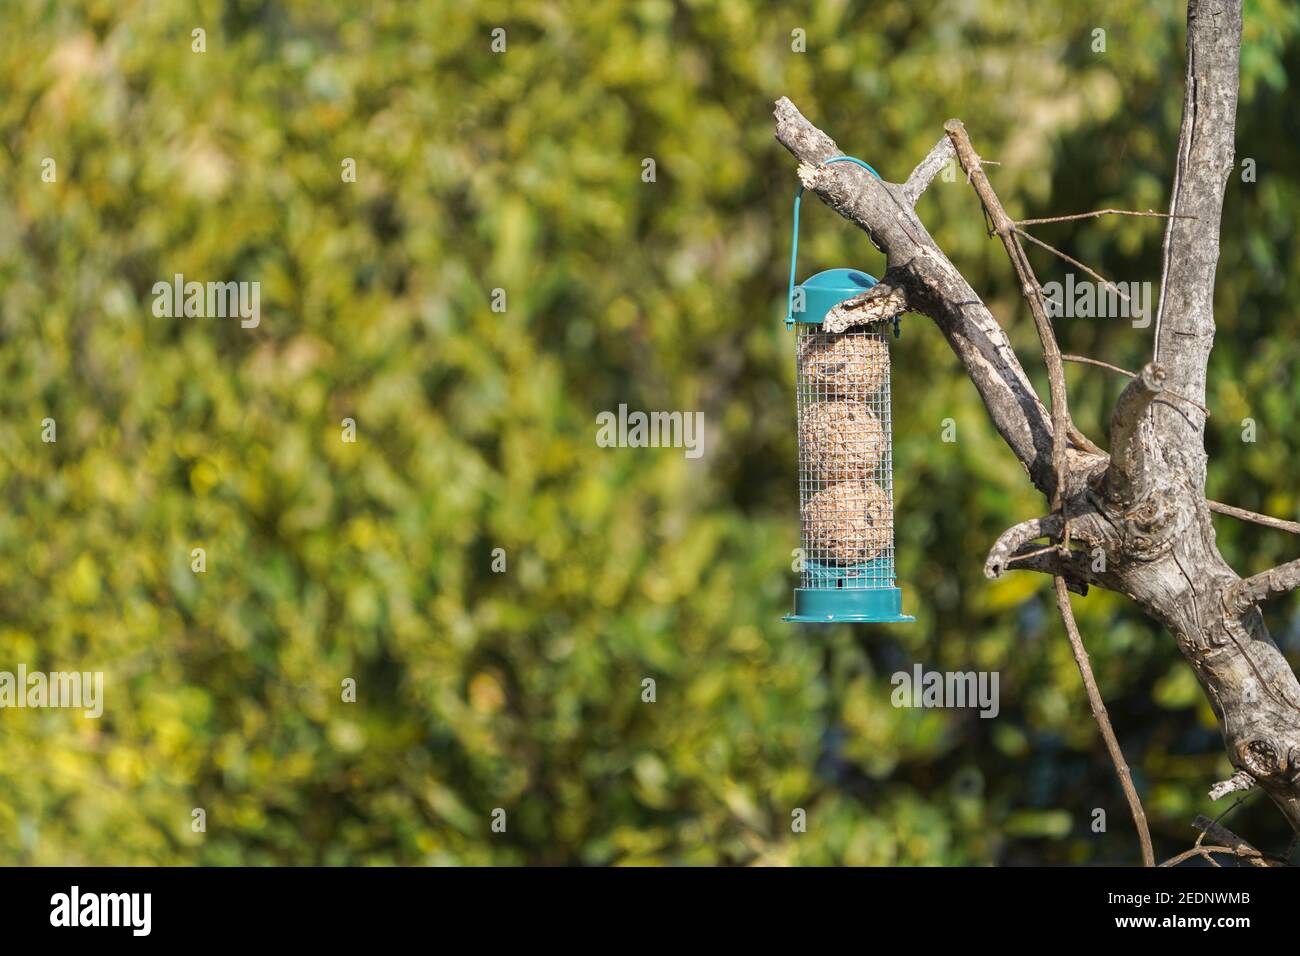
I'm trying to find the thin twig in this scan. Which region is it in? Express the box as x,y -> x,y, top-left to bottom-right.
1014,228 -> 1130,303
1017,208 -> 1197,227
1006,543 -> 1059,563
945,121 -> 1072,518
1068,423 -> 1107,457
1188,814 -> 1283,866
1207,500 -> 1300,535
1195,790 -> 1281,864
1003,546 -> 1066,567
1061,354 -> 1212,417
1062,354 -> 1136,378
1056,578 -> 1157,866
1193,815 -> 1261,853
1160,844 -> 1250,867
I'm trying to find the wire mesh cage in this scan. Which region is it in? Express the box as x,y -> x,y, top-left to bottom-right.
782,268 -> 914,624
797,324 -> 895,584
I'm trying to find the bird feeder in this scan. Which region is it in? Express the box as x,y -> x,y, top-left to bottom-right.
782,157 -> 913,624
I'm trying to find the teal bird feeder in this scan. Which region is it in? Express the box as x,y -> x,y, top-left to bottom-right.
782,157 -> 914,624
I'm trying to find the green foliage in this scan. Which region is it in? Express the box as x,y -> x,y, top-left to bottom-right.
1,0 -> 1298,865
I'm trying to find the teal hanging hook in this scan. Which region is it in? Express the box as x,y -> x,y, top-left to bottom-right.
785,156 -> 884,329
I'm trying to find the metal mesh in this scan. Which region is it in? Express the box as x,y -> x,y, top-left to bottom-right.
795,323 -> 896,590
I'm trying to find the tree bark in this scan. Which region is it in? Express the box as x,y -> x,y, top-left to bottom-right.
775,0 -> 1300,845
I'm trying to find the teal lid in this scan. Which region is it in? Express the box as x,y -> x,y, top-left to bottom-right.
790,268 -> 877,326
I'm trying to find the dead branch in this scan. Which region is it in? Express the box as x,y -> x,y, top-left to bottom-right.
1228,557 -> 1300,611
1207,500 -> 1300,535
1191,815 -> 1280,865
1063,354 -> 1136,378
944,119 -> 1072,516
985,515 -> 1063,579
1152,0 -> 1242,446
1018,208 -> 1194,227
1209,769 -> 1255,800
824,275 -> 911,333
1015,228 -> 1130,304
1056,578 -> 1156,867
1062,354 -> 1211,419
1103,363 -> 1166,507
1003,547 -> 1091,595
902,136 -> 955,206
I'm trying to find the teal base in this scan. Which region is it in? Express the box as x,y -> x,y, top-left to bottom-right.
784,587 -> 914,624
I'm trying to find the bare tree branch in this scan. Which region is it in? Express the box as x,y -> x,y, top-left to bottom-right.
944,119 -> 1072,515
1190,815 -> 1280,865
1018,208 -> 1195,227
823,274 -> 910,333
1153,0 -> 1243,445
902,136 -> 955,206
1209,769 -> 1255,800
1002,548 -> 1090,595
1063,354 -> 1136,378
1014,228 -> 1130,304
1103,363 -> 1166,507
1228,558 -> 1300,611
1208,500 -> 1300,535
1056,578 -> 1156,867
985,515 -> 1063,579
1162,797 -> 1278,866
